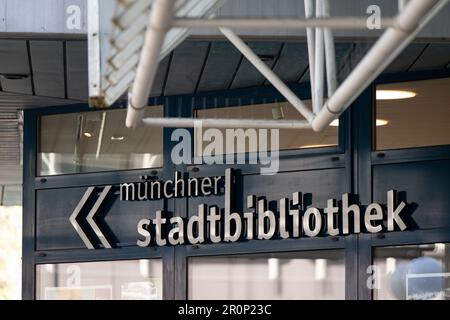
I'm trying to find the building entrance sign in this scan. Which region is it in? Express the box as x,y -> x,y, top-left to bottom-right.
70,169 -> 409,249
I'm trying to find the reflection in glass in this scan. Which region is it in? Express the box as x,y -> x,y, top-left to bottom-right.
188,250 -> 345,300
38,106 -> 163,176
376,78 -> 450,150
373,243 -> 450,300
195,101 -> 338,155
36,260 -> 162,300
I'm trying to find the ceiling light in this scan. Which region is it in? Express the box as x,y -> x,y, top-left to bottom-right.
329,119 -> 340,127
329,119 -> 389,127
376,90 -> 416,100
83,132 -> 93,138
111,135 -> 125,141
375,119 -> 389,126
299,144 -> 335,149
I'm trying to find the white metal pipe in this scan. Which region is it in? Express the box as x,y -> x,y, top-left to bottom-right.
312,0 -> 442,132
95,112 -> 106,159
304,0 -> 316,115
172,17 -> 396,29
314,0 -> 324,114
126,0 -> 175,128
220,28 -> 315,123
87,0 -> 101,101
322,0 -> 337,97
142,117 -> 312,129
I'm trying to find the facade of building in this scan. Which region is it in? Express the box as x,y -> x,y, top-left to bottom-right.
22,69 -> 450,300
0,0 -> 449,300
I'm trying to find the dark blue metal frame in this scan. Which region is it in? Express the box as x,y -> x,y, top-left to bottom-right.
355,70 -> 450,300
22,69 -> 450,300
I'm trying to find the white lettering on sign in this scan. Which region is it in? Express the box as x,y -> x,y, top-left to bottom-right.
66,5 -> 82,30
71,169 -> 411,249
132,169 -> 410,247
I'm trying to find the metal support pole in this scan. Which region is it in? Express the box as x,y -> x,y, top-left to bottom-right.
172,17 -> 396,29
322,0 -> 337,97
304,0 -> 316,114
126,0 -> 175,128
220,27 -> 315,123
142,117 -> 312,129
314,0 -> 324,114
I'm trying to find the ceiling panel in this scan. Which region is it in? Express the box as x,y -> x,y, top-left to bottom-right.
66,40 -> 88,101
336,41 -> 374,83
230,42 -> 282,89
298,42 -> 353,83
0,39 -> 29,74
384,43 -> 428,74
0,39 -> 33,94
150,55 -> 171,97
163,41 -> 210,96
335,43 -> 353,70
197,42 -> 241,93
409,43 -> 450,72
0,91 -> 75,108
270,42 -> 309,83
30,40 -> 65,98
0,77 -> 33,95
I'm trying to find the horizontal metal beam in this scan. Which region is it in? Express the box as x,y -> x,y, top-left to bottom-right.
173,17 -> 396,29
142,117 -> 311,129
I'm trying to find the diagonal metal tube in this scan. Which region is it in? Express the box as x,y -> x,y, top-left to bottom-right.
304,0 -> 317,114
126,0 -> 175,128
220,27 -> 314,123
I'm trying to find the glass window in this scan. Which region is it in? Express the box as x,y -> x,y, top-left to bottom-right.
36,259 -> 162,300
194,101 -> 338,156
373,243 -> 450,300
188,250 -> 345,300
38,106 -> 164,176
375,78 -> 450,150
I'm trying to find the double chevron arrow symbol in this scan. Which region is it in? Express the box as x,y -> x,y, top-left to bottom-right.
69,185 -> 112,249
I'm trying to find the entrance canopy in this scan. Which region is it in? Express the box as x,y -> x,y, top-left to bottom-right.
0,1 -> 450,183
88,0 -> 449,132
